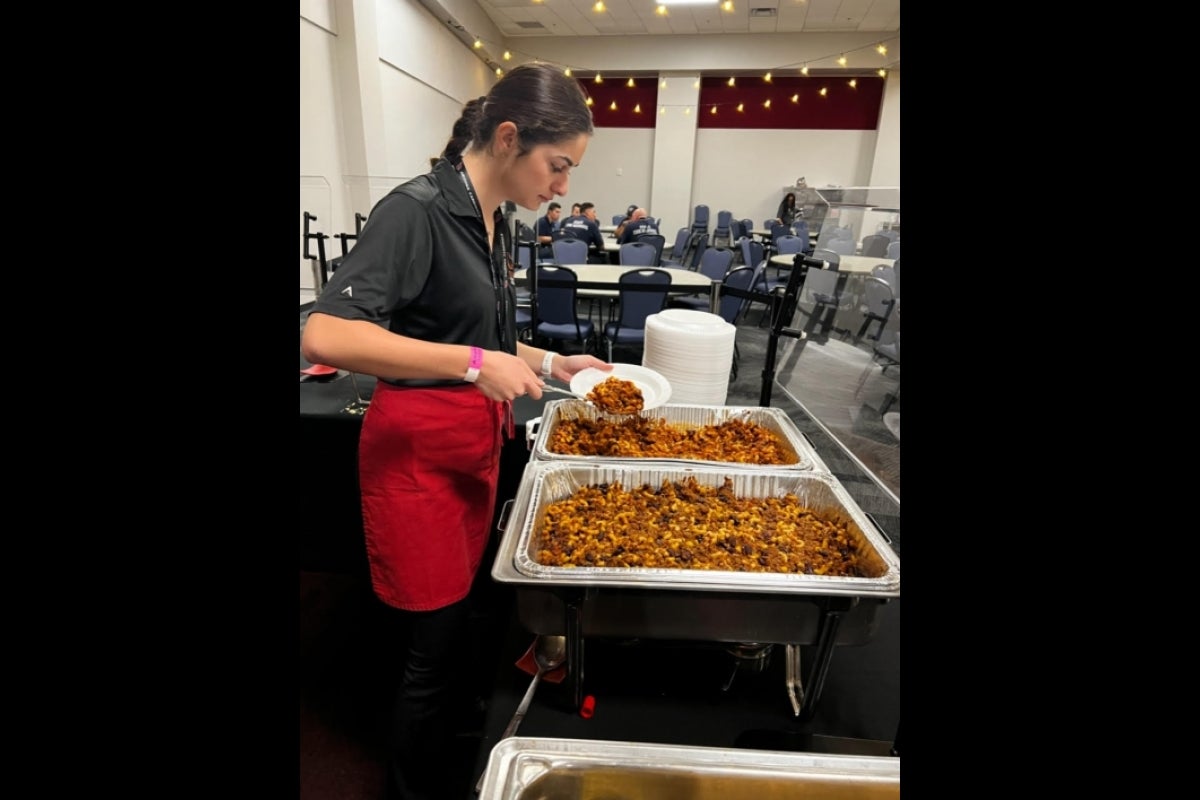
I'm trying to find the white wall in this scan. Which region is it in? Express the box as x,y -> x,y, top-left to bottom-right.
301,1 -> 899,301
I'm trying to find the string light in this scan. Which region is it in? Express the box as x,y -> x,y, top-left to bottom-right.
609,100 -> 617,110
722,0 -> 733,10
473,39 -> 482,49
737,102 -> 744,112
711,105 -> 717,114
800,65 -> 809,76
593,1 -> 605,11
764,72 -> 772,82
627,77 -> 635,87
763,98 -> 771,108
727,77 -> 735,86
693,80 -> 700,89
877,44 -> 887,56
503,51 -> 511,61
660,106 -> 666,114
656,4 -> 668,15
837,55 -> 847,66
564,68 -> 572,76
660,79 -> 667,88
586,97 -> 594,106
848,79 -> 857,88
791,93 -> 799,103
595,74 -> 603,83
634,103 -> 641,113
819,87 -> 828,97
878,69 -> 887,78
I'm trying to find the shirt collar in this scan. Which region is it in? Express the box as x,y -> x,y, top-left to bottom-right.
432,158 -> 481,219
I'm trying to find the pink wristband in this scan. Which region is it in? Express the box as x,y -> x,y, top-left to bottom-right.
464,346 -> 483,383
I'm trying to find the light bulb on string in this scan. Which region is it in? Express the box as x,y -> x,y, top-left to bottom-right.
819,87 -> 827,97
660,79 -> 667,88
722,1 -> 733,11
609,100 -> 617,111
727,77 -> 735,86
764,72 -> 772,82
495,67 -> 503,76
627,77 -> 635,87
877,44 -> 888,56
763,98 -> 771,108
593,1 -> 605,11
564,67 -> 572,76
711,105 -> 717,114
594,73 -> 603,83
634,103 -> 641,113
837,55 -> 847,67
503,51 -> 511,61
656,4 -> 667,15
800,65 -> 809,76
791,93 -> 799,103
878,69 -> 887,78
737,102 -> 744,112
586,97 -> 594,106
848,79 -> 857,88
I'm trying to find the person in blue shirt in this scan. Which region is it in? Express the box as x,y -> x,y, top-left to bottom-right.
535,201 -> 561,259
559,201 -> 607,262
616,208 -> 660,245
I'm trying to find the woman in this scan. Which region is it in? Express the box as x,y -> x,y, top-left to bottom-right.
776,191 -> 799,226
300,63 -> 609,799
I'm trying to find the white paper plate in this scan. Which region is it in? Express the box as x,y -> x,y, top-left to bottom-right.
570,364 -> 672,411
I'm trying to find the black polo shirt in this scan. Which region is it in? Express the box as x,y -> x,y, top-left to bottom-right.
617,218 -> 661,245
312,159 -> 518,383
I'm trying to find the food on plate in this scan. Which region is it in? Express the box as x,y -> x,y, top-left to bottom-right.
535,476 -> 872,576
586,376 -> 644,415
547,416 -> 797,464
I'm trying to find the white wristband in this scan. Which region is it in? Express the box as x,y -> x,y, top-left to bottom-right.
541,350 -> 558,378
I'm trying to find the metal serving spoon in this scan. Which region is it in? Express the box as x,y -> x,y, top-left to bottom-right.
475,635 -> 568,793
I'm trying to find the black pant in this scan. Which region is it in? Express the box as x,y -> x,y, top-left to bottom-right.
385,599 -> 472,800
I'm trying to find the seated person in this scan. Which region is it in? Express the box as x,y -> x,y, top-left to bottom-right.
616,208 -> 660,245
612,203 -> 639,239
559,201 -> 607,263
536,201 -> 562,260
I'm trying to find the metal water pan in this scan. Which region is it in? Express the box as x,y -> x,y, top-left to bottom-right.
492,462 -> 898,643
527,400 -> 827,472
504,462 -> 899,597
477,737 -> 899,800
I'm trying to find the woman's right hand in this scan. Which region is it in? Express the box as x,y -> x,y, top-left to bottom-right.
473,350 -> 545,402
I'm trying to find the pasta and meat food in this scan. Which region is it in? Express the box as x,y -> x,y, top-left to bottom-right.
586,377 -> 644,415
535,476 -> 872,576
548,416 -> 797,465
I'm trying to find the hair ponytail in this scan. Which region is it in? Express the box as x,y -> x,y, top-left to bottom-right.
442,96 -> 486,162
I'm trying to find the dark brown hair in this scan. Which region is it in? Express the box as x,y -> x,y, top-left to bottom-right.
442,63 -> 594,162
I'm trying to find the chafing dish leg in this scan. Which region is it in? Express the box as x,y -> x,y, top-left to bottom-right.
563,591 -> 586,712
785,644 -> 804,717
798,597 -> 857,721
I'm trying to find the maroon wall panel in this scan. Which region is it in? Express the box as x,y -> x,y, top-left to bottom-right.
696,76 -> 884,130
577,77 -> 659,129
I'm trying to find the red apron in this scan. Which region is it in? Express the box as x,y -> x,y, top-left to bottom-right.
358,383 -> 506,611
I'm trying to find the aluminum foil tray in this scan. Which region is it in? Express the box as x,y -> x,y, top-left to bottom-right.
499,461 -> 899,597
527,399 -> 827,472
478,737 -> 899,800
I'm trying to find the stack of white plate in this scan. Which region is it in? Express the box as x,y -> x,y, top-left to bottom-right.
642,309 -> 736,405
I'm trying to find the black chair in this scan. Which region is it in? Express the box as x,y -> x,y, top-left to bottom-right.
534,265 -> 595,353
861,234 -> 890,258
602,268 -> 672,362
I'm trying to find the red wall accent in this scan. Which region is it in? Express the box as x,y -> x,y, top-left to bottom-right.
697,76 -> 883,130
577,78 -> 660,129
578,75 -> 884,130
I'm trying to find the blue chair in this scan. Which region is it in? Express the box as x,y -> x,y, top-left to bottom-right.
664,228 -> 690,263
791,219 -> 813,254
690,204 -> 710,236
713,210 -> 733,248
634,232 -> 666,266
670,247 -> 733,310
619,241 -> 658,266
716,265 -> 758,379
826,238 -> 856,256
551,237 -> 588,265
740,219 -> 754,239
797,265 -> 851,340
854,276 -> 896,345
774,235 -> 805,255
603,268 -> 672,361
812,248 -> 842,270
612,214 -> 625,226
886,240 -> 900,260
534,265 -> 595,353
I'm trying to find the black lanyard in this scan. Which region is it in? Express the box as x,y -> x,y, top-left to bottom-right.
456,162 -> 514,354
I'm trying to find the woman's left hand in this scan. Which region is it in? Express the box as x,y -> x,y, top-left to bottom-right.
549,354 -> 611,382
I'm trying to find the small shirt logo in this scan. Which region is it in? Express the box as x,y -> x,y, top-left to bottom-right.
341,286 -> 352,297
